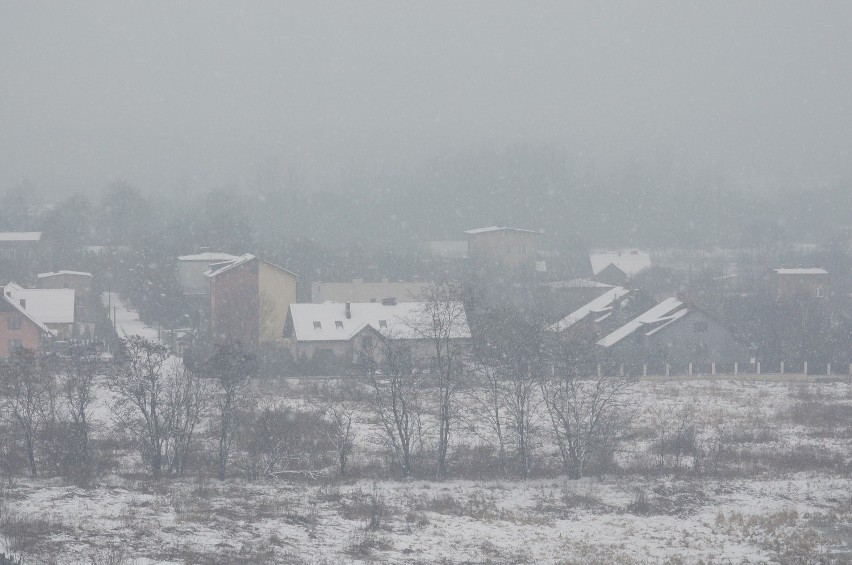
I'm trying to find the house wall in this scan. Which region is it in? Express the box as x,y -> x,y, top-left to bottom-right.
258,262 -> 297,345
467,230 -> 538,272
179,261 -> 218,295
209,260 -> 259,346
0,308 -> 43,359
37,274 -> 95,321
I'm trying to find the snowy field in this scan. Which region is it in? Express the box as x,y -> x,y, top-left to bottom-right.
1,377 -> 851,564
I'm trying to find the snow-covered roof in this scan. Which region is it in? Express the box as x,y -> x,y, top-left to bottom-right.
545,278 -> 614,289
3,284 -> 75,325
288,301 -> 470,342
773,268 -> 828,275
464,226 -> 538,235
589,249 -> 651,277
37,270 -> 92,279
204,253 -> 298,278
178,252 -> 241,262
1,293 -> 53,335
0,232 -> 41,242
597,296 -> 685,348
549,287 -> 629,332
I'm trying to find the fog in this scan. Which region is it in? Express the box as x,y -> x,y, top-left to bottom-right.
3,1 -> 852,197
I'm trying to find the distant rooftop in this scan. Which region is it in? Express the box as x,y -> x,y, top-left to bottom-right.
178,252 -> 241,262
590,249 -> 651,277
549,286 -> 630,332
464,226 -> 538,235
0,232 -> 41,242
37,270 -> 92,279
773,268 -> 828,275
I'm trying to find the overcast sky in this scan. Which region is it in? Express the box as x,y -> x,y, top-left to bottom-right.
2,1 -> 851,197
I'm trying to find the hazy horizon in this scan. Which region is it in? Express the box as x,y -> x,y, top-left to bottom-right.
3,2 -> 852,198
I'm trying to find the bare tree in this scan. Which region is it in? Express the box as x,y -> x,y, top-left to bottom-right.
465,359 -> 508,476
0,349 -> 54,477
60,345 -> 100,475
313,381 -> 358,477
477,306 -> 547,479
164,364 -> 210,476
205,342 -> 257,480
362,334 -> 422,479
408,281 -> 469,480
109,336 -> 172,477
540,342 -> 636,479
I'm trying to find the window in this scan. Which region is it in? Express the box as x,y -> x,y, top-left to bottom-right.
379,320 -> 388,328
8,339 -> 22,352
7,315 -> 21,330
335,321 -> 344,329
693,321 -> 708,333
816,286 -> 824,298
520,245 -> 527,253
313,321 -> 322,330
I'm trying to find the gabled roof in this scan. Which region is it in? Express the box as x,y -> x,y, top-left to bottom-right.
0,232 -> 42,242
549,287 -> 629,332
1,293 -> 53,335
37,270 -> 92,279
464,226 -> 538,235
178,252 -> 241,262
589,249 -> 651,277
288,301 -> 470,342
773,268 -> 828,275
545,279 -> 614,290
3,284 -> 75,324
597,297 -> 685,348
204,253 -> 298,279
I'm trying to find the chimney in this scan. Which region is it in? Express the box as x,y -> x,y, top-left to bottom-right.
345,302 -> 351,319
19,298 -> 26,309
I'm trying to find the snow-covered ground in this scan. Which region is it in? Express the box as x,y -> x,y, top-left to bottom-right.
101,291 -> 162,342
2,375 -> 851,563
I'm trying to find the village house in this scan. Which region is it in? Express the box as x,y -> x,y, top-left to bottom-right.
283,300 -> 471,367
311,278 -> 435,304
177,251 -> 241,296
589,249 -> 651,285
465,226 -> 539,274
0,290 -> 52,360
36,270 -> 96,324
3,283 -> 79,340
596,296 -> 742,368
0,232 -> 48,278
206,254 -> 298,347
766,268 -> 830,300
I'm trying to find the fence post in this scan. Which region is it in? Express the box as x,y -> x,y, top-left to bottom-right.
619,364 -> 624,377
734,362 -> 738,375
780,361 -> 784,374
827,363 -> 831,376
642,363 -> 647,377
849,362 -> 852,376
688,362 -> 693,376
711,362 -> 716,375
756,361 -> 761,375
597,364 -> 601,378
804,361 -> 808,375
665,364 -> 670,377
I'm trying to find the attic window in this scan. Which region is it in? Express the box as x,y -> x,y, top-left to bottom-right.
313,321 -> 322,330
335,321 -> 344,329
379,320 -> 388,328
